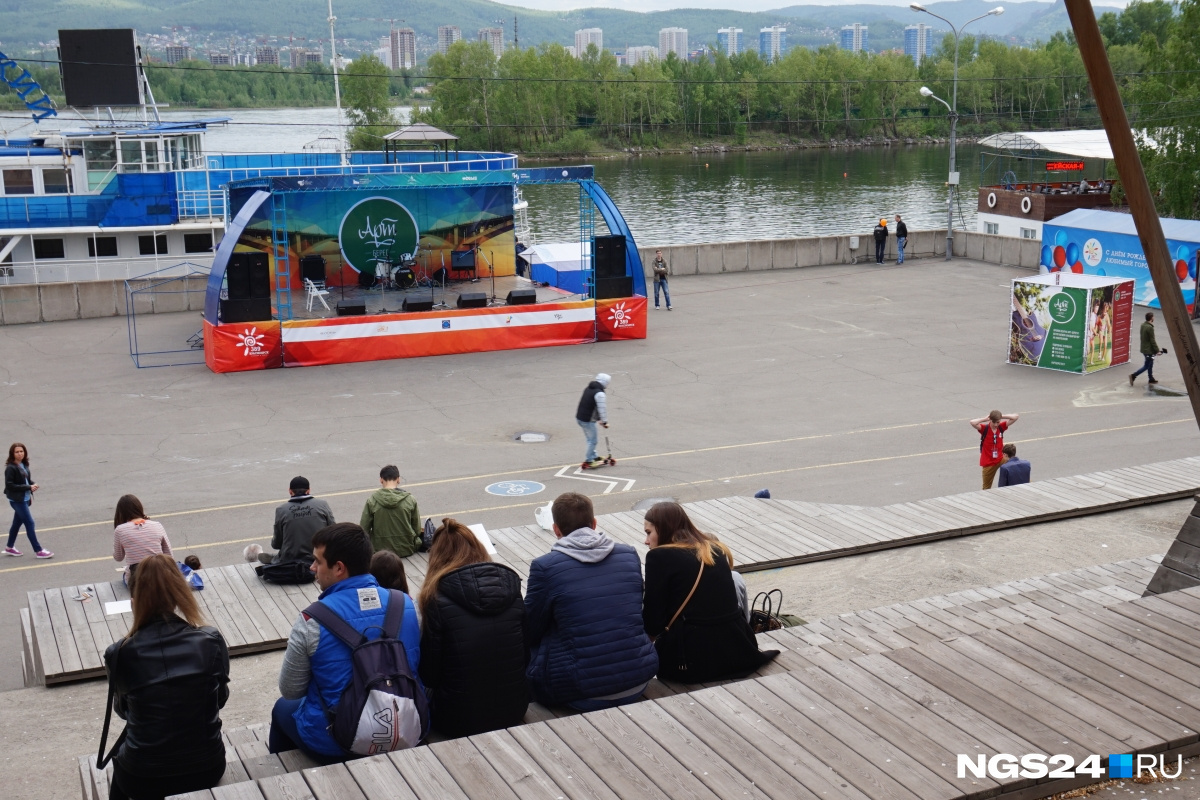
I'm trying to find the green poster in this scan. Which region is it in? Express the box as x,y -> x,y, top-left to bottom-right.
1038,286 -> 1087,371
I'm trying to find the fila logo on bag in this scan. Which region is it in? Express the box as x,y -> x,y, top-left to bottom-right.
240,327 -> 267,357
607,301 -> 635,328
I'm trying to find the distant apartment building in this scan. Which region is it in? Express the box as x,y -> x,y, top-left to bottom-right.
479,27 -> 504,59
659,27 -> 688,60
291,48 -> 322,69
840,23 -> 868,52
208,51 -> 232,66
904,23 -> 934,66
575,28 -> 603,57
384,28 -> 416,70
717,27 -> 743,57
374,40 -> 392,68
625,45 -> 658,66
758,27 -> 787,61
235,52 -> 255,66
255,46 -> 280,66
165,44 -> 190,64
438,25 -> 462,54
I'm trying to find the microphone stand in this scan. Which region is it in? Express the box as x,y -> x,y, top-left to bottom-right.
433,251 -> 450,309
480,250 -> 498,305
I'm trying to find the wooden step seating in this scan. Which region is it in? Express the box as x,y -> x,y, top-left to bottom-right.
71,553 -> 1163,800
161,578 -> 1200,800
29,456 -> 1200,685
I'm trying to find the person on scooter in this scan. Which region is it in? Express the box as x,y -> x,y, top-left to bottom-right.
575,373 -> 610,468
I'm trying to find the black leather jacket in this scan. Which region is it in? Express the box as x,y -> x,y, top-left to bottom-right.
104,616 -> 230,776
3,462 -> 32,504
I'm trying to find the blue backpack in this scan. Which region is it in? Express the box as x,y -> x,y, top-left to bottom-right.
303,590 -> 430,755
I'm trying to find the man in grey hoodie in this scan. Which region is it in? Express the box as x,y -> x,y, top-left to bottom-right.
574,373 -> 610,467
524,492 -> 658,709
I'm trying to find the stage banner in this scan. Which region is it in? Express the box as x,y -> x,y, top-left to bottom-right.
1009,276 -> 1133,373
596,296 -> 647,341
203,320 -> 284,373
280,301 -> 596,368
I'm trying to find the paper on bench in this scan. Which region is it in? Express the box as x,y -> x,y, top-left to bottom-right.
104,599 -> 132,616
467,523 -> 498,555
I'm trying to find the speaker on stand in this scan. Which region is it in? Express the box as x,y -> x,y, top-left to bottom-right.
222,252 -> 272,322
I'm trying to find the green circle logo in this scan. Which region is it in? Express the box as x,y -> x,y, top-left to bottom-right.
338,197 -> 419,274
1048,291 -> 1076,324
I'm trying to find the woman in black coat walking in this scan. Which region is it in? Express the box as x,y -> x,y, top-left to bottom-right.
642,502 -> 777,683
4,442 -> 51,558
417,518 -> 529,737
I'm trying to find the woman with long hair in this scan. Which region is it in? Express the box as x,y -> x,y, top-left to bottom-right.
417,518 -> 528,737
4,442 -> 51,558
642,502 -> 777,683
112,495 -> 173,589
102,554 -> 229,800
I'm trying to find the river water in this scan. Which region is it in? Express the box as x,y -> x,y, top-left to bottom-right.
164,106 -> 980,244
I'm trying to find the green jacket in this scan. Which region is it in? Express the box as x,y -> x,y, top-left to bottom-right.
1140,321 -> 1159,355
360,487 -> 422,557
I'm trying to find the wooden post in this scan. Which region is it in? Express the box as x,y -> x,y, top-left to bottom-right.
1065,0 -> 1200,430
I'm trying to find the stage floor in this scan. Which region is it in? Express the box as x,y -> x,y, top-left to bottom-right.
291,275 -> 578,320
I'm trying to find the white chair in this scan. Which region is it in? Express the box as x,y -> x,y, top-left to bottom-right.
304,277 -> 330,312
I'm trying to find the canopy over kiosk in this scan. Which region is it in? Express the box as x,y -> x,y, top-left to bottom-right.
1009,272 -> 1134,373
1041,208 -> 1200,309
383,123 -> 458,163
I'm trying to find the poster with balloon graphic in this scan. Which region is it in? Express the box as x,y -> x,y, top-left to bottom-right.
1010,273 -> 1133,374
1041,209 -> 1200,311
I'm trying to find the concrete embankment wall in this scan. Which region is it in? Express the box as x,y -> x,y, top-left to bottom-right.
0,231 -> 1040,325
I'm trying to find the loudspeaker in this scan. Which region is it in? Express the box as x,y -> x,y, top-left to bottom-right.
596,276 -> 634,300
506,288 -> 537,305
227,252 -> 270,300
457,292 -> 488,309
337,302 -> 366,316
300,255 -> 326,284
594,235 -> 627,280
403,292 -> 434,312
357,269 -> 376,289
221,298 -> 272,323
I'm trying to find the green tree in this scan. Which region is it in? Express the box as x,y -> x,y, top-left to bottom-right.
342,55 -> 393,151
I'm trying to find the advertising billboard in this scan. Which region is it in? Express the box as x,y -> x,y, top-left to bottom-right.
1010,273 -> 1133,374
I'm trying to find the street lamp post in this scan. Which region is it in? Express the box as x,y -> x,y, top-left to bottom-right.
911,3 -> 1003,261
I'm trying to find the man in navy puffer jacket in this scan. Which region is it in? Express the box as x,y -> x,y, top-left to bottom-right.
525,492 -> 658,710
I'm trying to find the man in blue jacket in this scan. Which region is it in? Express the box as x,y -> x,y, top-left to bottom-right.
997,444 -> 1031,487
268,523 -> 421,761
525,492 -> 658,710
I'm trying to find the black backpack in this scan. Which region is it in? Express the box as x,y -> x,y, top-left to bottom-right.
303,589 -> 430,755
256,559 -> 316,585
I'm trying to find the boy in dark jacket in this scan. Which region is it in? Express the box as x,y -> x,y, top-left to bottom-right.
873,218 -> 888,264
524,492 -> 658,710
360,465 -> 422,556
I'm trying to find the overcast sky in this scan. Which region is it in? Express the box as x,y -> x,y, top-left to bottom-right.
489,0 -> 1127,13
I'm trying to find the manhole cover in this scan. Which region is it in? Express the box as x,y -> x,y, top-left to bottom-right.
515,431 -> 549,443
631,497 -> 677,513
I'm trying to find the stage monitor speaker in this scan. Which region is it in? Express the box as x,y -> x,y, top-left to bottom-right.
58,29 -> 140,107
221,298 -> 272,323
596,276 -> 634,300
457,292 -> 488,309
337,302 -> 366,316
594,234 -> 627,280
227,252 -> 270,300
506,288 -> 537,306
403,292 -> 435,312
451,249 -> 476,269
300,255 -> 326,284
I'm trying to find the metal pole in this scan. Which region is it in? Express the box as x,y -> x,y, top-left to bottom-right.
328,0 -> 346,166
1063,0 -> 1200,428
946,27 -> 959,261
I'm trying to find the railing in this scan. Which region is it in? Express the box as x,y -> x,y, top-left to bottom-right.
0,254 -> 215,285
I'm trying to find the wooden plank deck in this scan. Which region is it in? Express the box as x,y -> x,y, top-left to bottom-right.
167,577 -> 1200,800
32,456 -> 1200,685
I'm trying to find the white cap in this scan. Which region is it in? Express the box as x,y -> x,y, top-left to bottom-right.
595,373 -> 611,386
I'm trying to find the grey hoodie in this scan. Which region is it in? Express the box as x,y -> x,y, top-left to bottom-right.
551,527 -> 616,563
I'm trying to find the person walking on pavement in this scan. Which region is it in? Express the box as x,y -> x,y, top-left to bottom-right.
651,250 -> 671,310
1130,312 -> 1167,386
968,410 -> 1019,490
873,218 -> 888,264
575,373 -> 610,468
894,214 -> 908,264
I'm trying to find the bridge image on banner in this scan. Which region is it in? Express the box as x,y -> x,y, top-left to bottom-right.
202,166 -> 647,373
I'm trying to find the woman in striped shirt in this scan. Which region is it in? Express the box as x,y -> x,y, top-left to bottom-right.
113,495 -> 173,589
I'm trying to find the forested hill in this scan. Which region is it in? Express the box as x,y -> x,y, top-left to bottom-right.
0,0 -> 1075,53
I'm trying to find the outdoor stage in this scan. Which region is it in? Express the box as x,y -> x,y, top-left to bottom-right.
202,165 -> 648,373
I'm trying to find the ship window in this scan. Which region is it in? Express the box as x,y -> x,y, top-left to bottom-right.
184,232 -> 213,253
121,140 -> 144,172
138,234 -> 168,255
144,141 -> 162,171
2,169 -> 34,195
84,140 -> 117,172
42,169 -> 71,194
33,239 -> 65,259
1021,227 -> 1037,240
985,222 -> 1000,235
88,236 -> 119,258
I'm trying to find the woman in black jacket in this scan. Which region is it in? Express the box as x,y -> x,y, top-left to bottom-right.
417,518 -> 528,738
642,502 -> 777,683
103,554 -> 229,800
4,442 -> 51,558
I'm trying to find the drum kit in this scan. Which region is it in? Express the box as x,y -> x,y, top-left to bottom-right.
360,249 -> 423,291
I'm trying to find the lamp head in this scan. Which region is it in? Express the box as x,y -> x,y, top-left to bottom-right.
989,5 -> 1004,14
910,3 -> 926,10
920,86 -> 934,97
